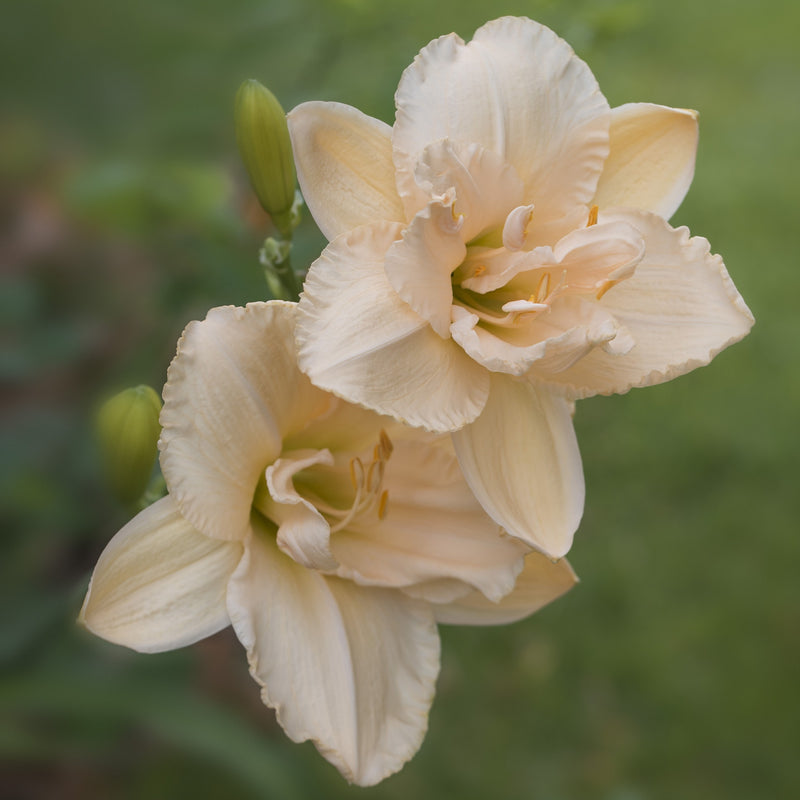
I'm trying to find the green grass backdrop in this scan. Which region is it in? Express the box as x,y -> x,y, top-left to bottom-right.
2,0 -> 798,797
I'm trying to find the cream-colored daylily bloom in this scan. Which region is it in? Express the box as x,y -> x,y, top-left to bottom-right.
80,300 -> 576,786
290,16 -> 753,559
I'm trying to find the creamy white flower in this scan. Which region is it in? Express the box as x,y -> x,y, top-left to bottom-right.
80,300 -> 576,786
289,16 -> 754,558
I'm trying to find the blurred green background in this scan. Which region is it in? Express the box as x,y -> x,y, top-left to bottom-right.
2,0 -> 798,797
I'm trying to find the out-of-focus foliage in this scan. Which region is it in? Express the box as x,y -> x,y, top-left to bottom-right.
2,0 -> 798,798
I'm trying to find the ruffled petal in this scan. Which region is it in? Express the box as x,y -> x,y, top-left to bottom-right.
433,551 -> 578,625
160,301 -> 324,541
227,517 -> 440,786
332,437 -> 527,602
450,298 -> 627,377
593,103 -> 699,220
79,496 -> 241,653
263,449 -> 338,572
384,197 -> 465,338
296,221 -> 490,433
288,101 -> 405,239
535,210 -> 754,397
452,375 -> 584,558
412,139 -> 524,239
393,16 -> 609,220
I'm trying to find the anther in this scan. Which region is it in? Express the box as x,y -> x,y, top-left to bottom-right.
473,264 -> 486,277
379,429 -> 394,458
587,205 -> 599,227
378,490 -> 389,520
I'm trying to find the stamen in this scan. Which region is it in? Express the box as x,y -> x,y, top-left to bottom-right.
349,458 -> 358,490
535,272 -> 550,302
473,264 -> 486,277
378,490 -> 389,520
379,429 -> 394,458
587,205 -> 599,227
596,279 -> 619,300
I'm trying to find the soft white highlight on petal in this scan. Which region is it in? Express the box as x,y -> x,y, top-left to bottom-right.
79,496 -> 241,653
227,519 -> 440,786
393,16 -> 610,220
384,198 -> 465,338
296,222 -> 490,432
160,302 -> 323,541
332,438 -> 527,601
434,551 -> 578,625
452,375 -> 584,558
536,210 -> 755,397
288,101 -> 405,240
593,103 -> 699,220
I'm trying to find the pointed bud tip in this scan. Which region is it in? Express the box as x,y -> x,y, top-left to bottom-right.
235,79 -> 296,235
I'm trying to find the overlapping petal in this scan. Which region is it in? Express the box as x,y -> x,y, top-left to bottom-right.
593,103 -> 699,220
393,16 -> 610,219
79,496 -> 241,653
434,550 -> 578,625
227,517 -> 440,786
296,221 -> 490,432
452,375 -> 584,558
332,438 -> 527,602
288,101 -> 405,240
535,210 -> 754,397
160,302 -> 324,542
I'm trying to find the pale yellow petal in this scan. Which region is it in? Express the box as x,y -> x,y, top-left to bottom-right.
393,17 -> 609,219
383,198 -> 465,338
296,222 -> 490,433
452,375 -> 584,559
79,496 -> 241,653
332,437 -> 527,602
593,103 -> 699,220
434,551 -> 578,625
288,101 -> 405,239
227,518 -> 440,786
536,210 -> 754,397
160,301 -> 324,541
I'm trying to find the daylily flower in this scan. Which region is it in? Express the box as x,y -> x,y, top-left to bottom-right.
289,16 -> 754,559
80,300 -> 577,786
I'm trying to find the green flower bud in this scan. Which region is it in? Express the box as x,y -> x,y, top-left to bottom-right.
96,385 -> 162,505
235,79 -> 297,238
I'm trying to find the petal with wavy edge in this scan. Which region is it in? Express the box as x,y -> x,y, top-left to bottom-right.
384,198 -> 464,338
434,551 -> 578,625
288,101 -> 405,240
296,222 -> 490,433
535,210 -> 754,397
263,449 -> 338,572
452,375 -> 584,558
413,139 -> 524,240
227,517 -> 440,787
79,496 -> 241,653
394,17 -> 609,220
332,438 -> 526,602
593,103 -> 699,220
160,302 -> 325,542
450,298 -> 626,377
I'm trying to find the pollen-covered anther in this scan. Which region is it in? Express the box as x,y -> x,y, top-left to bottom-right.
378,490 -> 389,520
596,279 -> 620,300
587,204 -> 599,227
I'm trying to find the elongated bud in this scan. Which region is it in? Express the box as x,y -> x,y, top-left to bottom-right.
235,79 -> 296,237
96,385 -> 162,505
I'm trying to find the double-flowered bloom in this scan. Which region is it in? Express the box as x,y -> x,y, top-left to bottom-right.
81,301 -> 576,785
290,16 -> 753,559
82,15 -> 753,787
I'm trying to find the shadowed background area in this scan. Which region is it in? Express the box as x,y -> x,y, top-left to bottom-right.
2,0 -> 797,797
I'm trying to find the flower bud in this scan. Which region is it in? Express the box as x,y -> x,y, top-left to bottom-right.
235,79 -> 297,237
96,385 -> 162,505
